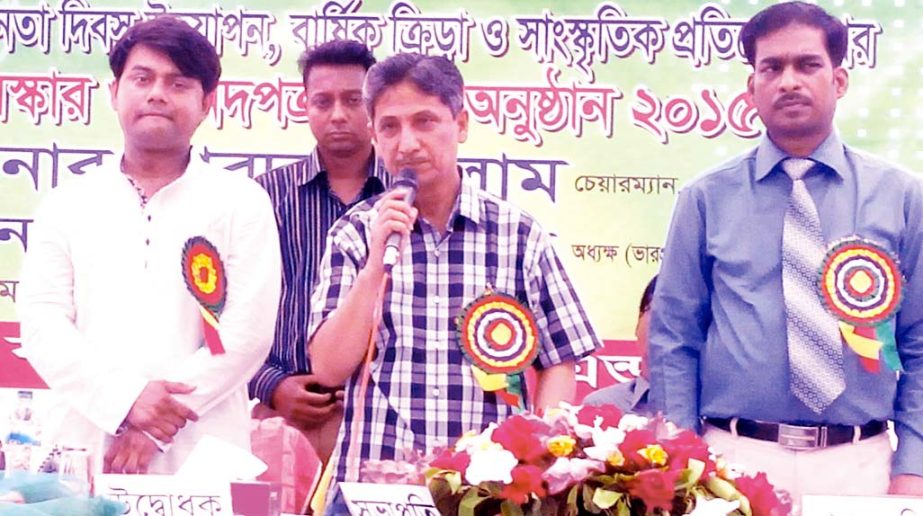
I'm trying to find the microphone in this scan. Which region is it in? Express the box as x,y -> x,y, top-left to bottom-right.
382,168 -> 418,270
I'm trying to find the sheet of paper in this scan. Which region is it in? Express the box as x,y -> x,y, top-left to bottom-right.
174,434 -> 267,481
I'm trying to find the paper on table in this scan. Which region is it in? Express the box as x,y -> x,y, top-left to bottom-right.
174,434 -> 267,481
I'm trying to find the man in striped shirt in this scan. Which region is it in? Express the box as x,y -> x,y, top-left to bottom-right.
308,53 -> 600,513
248,40 -> 390,463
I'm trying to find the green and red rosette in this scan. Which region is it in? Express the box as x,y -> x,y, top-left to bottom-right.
818,237 -> 903,373
456,288 -> 539,411
181,236 -> 227,355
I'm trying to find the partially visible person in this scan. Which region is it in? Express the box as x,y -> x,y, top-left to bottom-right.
306,52 -> 601,513
248,40 -> 389,465
648,0 -> 923,502
583,275 -> 657,415
18,16 -> 280,474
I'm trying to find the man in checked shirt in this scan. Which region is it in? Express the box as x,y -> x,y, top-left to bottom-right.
307,53 -> 601,514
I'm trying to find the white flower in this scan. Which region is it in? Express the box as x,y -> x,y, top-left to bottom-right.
721,460 -> 746,480
542,457 -> 605,495
592,423 -> 626,445
584,425 -> 626,464
573,422 -> 593,440
687,494 -> 740,516
464,447 -> 518,485
454,424 -> 498,454
617,413 -> 650,432
543,403 -> 579,428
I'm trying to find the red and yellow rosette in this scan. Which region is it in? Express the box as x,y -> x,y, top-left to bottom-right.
819,237 -> 903,372
181,236 -> 227,355
456,288 -> 539,411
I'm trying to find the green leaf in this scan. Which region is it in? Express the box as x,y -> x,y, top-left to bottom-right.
704,476 -> 753,515
582,484 -> 600,512
459,489 -> 488,516
677,458 -> 706,489
738,493 -> 753,516
566,485 -> 580,516
592,489 -> 622,510
485,481 -> 504,497
567,485 -> 580,506
616,498 -> 631,516
501,500 -> 525,516
705,476 -> 740,500
593,474 -> 617,486
446,471 -> 462,494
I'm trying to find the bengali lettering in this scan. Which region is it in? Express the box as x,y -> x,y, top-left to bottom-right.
212,77 -> 308,129
389,1 -> 475,62
0,70 -> 97,126
465,68 -> 621,147
0,218 -> 32,252
0,280 -> 18,303
290,0 -> 386,51
574,174 -> 677,195
0,2 -> 56,54
1,144 -> 112,192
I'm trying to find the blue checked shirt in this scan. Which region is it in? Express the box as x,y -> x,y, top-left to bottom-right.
307,171 -> 601,490
248,150 -> 390,405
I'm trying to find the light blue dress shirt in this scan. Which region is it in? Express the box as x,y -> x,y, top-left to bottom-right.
648,132 -> 923,477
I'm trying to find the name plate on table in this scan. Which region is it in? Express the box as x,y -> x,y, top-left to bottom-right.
802,494 -> 923,515
339,482 -> 439,515
96,474 -> 232,515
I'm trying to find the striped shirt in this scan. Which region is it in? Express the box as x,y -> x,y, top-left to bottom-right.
248,150 -> 390,404
307,171 -> 601,493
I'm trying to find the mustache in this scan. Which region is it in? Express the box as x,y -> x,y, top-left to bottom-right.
774,93 -> 810,108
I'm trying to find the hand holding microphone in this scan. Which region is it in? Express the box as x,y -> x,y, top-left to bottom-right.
373,168 -> 418,272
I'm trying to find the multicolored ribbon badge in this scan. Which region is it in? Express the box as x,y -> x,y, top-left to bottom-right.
818,237 -> 903,373
181,236 -> 227,355
456,286 -> 539,411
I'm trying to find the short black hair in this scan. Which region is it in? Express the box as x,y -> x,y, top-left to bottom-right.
364,53 -> 464,120
109,16 -> 221,94
639,275 -> 658,315
740,1 -> 848,67
298,40 -> 376,87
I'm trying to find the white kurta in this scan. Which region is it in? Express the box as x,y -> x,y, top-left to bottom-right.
17,151 -> 281,473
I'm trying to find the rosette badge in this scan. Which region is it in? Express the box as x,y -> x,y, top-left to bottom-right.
456,287 -> 539,411
181,236 -> 227,355
819,237 -> 903,372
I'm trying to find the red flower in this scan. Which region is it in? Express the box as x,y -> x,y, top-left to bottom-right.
499,465 -> 546,504
492,415 -> 552,465
618,429 -> 659,469
663,429 -> 716,475
735,472 -> 791,516
575,404 -> 623,428
627,469 -> 679,512
430,448 -> 470,473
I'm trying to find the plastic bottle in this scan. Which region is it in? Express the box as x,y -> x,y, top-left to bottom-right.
4,390 -> 40,471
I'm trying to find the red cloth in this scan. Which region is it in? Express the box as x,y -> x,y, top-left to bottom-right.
250,417 -> 322,514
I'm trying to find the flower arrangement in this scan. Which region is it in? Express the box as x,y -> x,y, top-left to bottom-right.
363,404 -> 791,516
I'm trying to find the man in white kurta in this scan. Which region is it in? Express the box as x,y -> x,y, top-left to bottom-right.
17,16 -> 280,474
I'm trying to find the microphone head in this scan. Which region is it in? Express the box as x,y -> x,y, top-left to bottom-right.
392,167 -> 418,206
393,167 -> 418,191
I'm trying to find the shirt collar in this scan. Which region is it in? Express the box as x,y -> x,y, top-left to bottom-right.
299,149 -> 391,190
114,146 -> 204,185
296,151 -> 324,185
754,131 -> 848,181
453,167 -> 482,225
